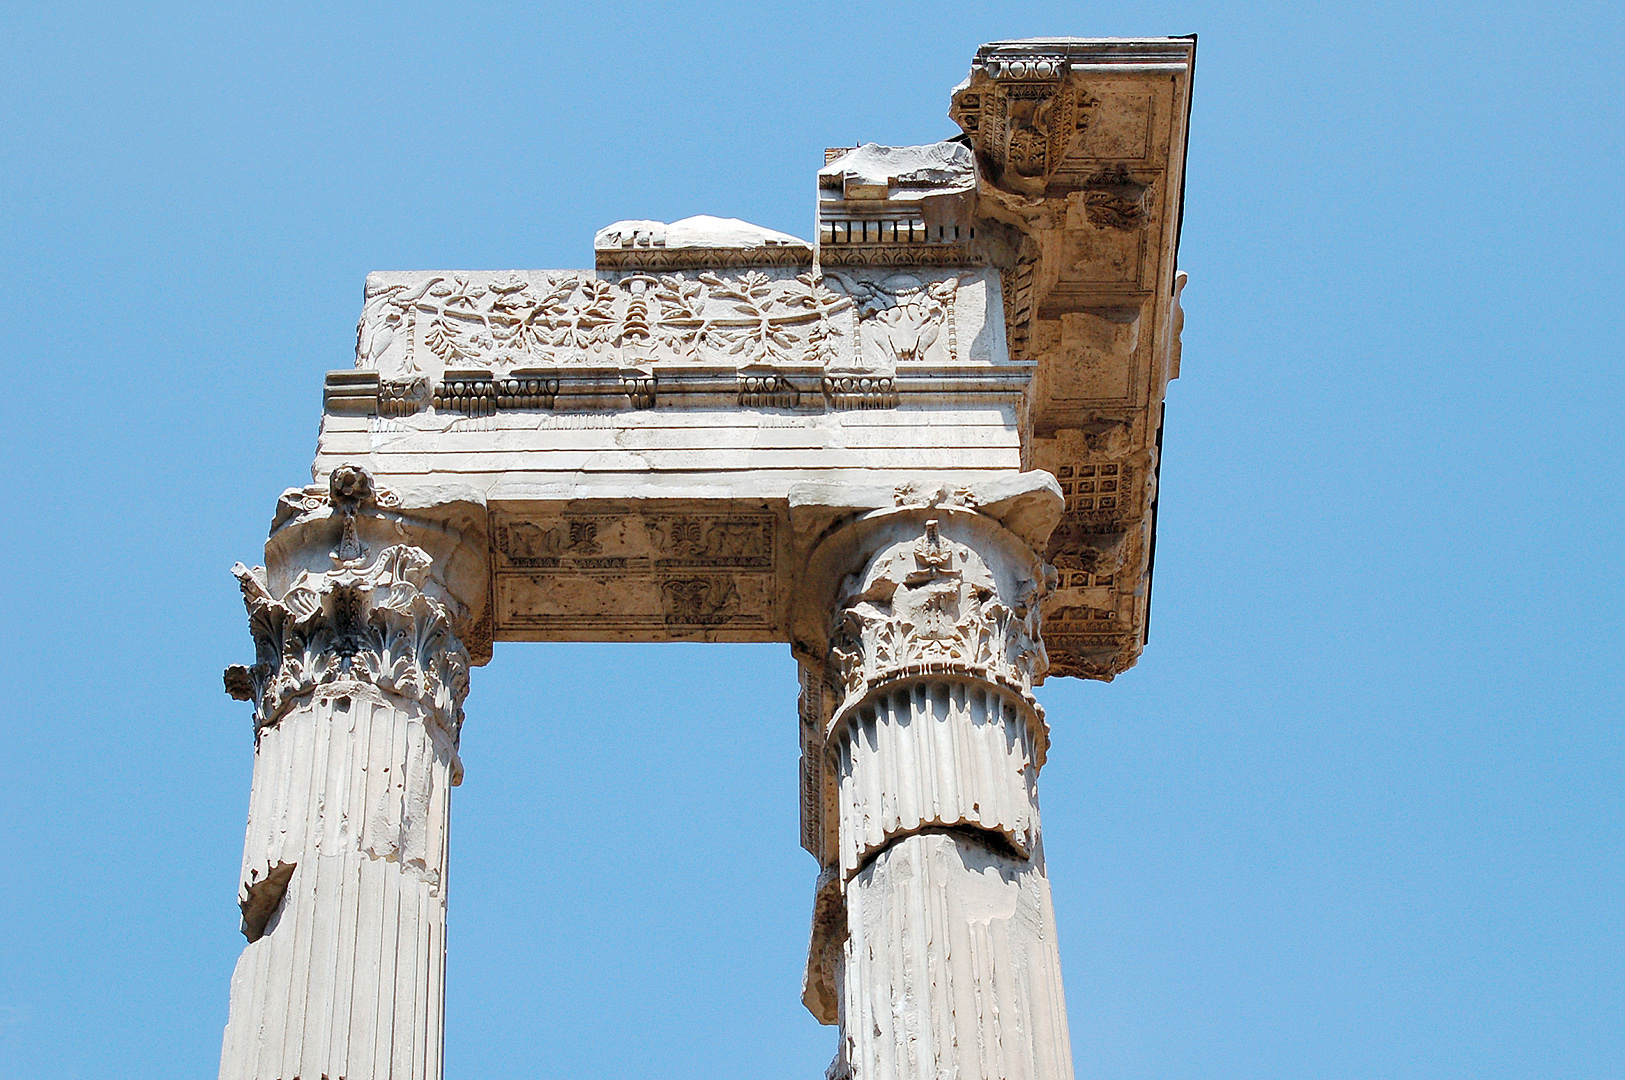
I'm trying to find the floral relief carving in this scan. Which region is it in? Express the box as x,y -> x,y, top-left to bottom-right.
225,545 -> 471,738
661,577 -> 740,626
824,271 -> 963,370
826,519 -> 1049,713
355,269 -> 858,375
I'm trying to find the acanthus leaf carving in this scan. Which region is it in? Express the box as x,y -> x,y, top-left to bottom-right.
227,544 -> 471,739
825,518 -> 1049,715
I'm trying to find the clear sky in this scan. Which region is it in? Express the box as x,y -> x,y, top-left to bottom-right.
0,3 -> 1620,1079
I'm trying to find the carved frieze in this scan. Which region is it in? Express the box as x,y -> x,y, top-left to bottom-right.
355,268 -> 857,379
825,271 -> 965,370
491,509 -> 778,640
350,265 -> 1003,409
649,515 -> 773,567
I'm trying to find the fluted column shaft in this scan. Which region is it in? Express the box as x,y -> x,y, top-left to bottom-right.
219,468 -> 479,1080
221,684 -> 459,1080
802,499 -> 1073,1080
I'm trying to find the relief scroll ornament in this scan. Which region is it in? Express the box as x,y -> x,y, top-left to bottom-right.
355,268 -> 859,378
826,517 -> 1051,717
226,466 -> 473,748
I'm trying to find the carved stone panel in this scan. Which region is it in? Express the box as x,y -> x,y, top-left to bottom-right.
491,508 -> 779,641
350,263 -> 1010,410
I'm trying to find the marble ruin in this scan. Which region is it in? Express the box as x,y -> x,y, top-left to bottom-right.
218,38 -> 1197,1080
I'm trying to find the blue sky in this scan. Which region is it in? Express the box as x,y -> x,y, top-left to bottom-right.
0,3 -> 1620,1078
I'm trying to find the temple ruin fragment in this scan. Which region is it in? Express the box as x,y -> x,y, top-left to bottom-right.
219,37 -> 1197,1080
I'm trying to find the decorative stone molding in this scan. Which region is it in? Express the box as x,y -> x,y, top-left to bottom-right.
379,374 -> 433,417
821,374 -> 896,409
737,373 -> 800,408
950,51 -> 1101,197
496,372 -> 560,409
323,369 -> 380,416
433,370 -> 497,416
622,374 -> 656,409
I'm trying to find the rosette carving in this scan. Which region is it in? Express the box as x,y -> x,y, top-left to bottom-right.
225,545 -> 470,737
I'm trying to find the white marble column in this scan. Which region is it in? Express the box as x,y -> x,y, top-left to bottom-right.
219,468 -> 482,1080
800,488 -> 1074,1080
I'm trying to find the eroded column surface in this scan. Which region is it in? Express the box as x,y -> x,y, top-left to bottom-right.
219,468 -> 486,1080
798,483 -> 1073,1080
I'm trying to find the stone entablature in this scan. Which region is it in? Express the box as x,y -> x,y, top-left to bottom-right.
952,37 -> 1195,678
311,36 -> 1192,682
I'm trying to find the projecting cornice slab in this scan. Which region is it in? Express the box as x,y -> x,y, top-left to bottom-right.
950,37 -> 1196,677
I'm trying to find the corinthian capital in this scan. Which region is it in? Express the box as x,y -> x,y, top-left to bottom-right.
827,514 -> 1052,716
226,544 -> 471,737
793,475 -> 1062,724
